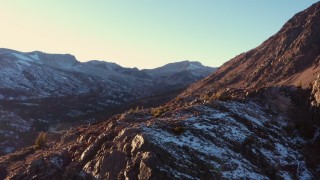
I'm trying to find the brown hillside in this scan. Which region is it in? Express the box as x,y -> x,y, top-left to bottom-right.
182,1 -> 320,97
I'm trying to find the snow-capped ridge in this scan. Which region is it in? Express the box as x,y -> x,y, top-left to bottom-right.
11,53 -> 40,63
0,49 -> 216,100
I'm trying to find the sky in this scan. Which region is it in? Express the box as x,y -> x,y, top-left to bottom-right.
0,1 -> 319,69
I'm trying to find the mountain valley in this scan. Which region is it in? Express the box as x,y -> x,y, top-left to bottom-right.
0,49 -> 215,155
1,2 -> 320,180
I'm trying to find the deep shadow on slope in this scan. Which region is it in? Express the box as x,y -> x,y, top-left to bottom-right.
0,86 -> 187,156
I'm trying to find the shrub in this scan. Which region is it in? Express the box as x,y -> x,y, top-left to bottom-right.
200,94 -> 210,101
35,132 -> 47,149
172,126 -> 185,135
128,106 -> 144,114
128,108 -> 134,114
212,91 -> 231,101
151,107 -> 168,117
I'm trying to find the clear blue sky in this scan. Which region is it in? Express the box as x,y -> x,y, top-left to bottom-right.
0,1 -> 318,69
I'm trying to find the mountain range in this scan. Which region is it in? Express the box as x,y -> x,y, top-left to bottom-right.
1,2 -> 320,180
0,50 -> 215,155
0,48 -> 214,100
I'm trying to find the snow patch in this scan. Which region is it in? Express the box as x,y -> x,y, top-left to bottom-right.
12,53 -> 34,62
50,156 -> 64,169
187,63 -> 201,70
3,147 -> 14,153
275,143 -> 289,157
222,159 -> 268,179
222,101 -> 268,126
280,171 -> 292,180
17,59 -> 31,66
243,114 -> 263,126
29,53 -> 40,61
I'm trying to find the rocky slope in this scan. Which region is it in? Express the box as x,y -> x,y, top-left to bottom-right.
0,85 -> 319,179
0,50 -> 215,155
181,1 -> 320,98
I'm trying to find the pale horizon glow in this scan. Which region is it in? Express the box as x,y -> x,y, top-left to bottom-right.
0,1 -> 319,69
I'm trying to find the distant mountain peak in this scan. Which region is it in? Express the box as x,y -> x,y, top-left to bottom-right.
0,48 -> 216,100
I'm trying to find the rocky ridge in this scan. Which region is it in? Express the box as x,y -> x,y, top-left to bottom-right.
0,84 -> 319,179
181,1 -> 320,98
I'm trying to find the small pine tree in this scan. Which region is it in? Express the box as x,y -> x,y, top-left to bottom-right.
35,132 -> 47,149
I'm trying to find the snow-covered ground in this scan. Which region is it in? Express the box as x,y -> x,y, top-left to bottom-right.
142,101 -> 314,179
